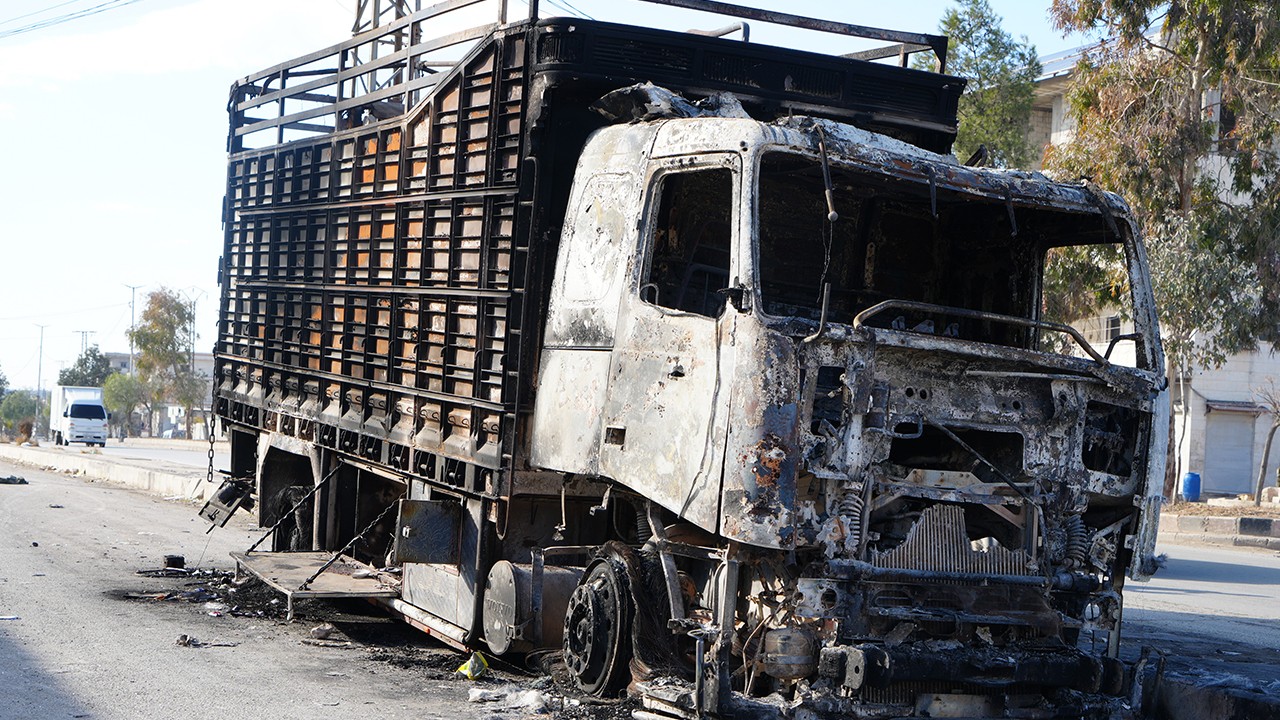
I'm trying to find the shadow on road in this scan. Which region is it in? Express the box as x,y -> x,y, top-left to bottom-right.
0,630 -> 95,719
1153,556 -> 1280,586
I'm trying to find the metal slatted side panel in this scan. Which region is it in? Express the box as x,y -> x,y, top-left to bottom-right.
216,29 -> 528,496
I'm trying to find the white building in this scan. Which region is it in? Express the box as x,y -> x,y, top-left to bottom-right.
1030,47 -> 1280,497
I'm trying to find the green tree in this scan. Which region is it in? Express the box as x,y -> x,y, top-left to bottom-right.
1,390 -> 40,433
1046,0 -> 1280,495
918,0 -> 1041,167
0,367 -> 9,402
58,345 -> 115,387
103,372 -> 149,438
128,288 -> 200,436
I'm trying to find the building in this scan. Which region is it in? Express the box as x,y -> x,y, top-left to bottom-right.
104,351 -> 217,440
105,351 -> 133,375
154,351 -> 216,440
1029,47 -> 1280,497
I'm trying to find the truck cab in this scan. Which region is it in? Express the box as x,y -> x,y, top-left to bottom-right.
533,110 -> 1167,712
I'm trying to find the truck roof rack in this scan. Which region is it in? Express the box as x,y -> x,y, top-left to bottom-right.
228,0 -> 957,152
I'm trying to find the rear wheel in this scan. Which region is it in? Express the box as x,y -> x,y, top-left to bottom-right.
563,558 -> 633,696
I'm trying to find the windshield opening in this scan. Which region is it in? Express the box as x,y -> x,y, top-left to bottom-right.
69,403 -> 107,420
757,151 -> 1129,354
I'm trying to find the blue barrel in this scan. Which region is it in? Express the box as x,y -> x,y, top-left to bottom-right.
1181,472 -> 1201,502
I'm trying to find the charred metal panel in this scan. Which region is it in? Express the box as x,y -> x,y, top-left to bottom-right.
531,134 -> 650,475
720,321 -> 801,548
541,170 -> 641,348
395,498 -> 461,565
529,350 -> 613,476
400,493 -> 485,634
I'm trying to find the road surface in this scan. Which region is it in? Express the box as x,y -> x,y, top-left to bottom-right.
1122,543 -> 1280,691
0,459 -> 584,720
50,439 -> 229,473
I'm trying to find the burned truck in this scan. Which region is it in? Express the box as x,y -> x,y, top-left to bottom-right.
208,1 -> 1169,717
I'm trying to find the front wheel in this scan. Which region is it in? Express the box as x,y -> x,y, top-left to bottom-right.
563,558 -> 633,696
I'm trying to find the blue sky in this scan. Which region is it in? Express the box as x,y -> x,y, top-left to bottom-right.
0,0 -> 1084,392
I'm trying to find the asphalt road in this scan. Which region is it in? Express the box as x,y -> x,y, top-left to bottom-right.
0,460 -> 546,720
1128,543 -> 1280,640
59,440 -> 230,473
1121,543 -> 1280,689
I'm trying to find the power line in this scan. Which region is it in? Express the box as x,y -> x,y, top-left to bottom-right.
556,0 -> 594,20
0,0 -> 146,41
543,0 -> 590,20
0,0 -> 88,27
0,302 -> 128,322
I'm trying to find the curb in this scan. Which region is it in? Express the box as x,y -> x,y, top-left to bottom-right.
1157,531 -> 1280,550
1157,513 -> 1280,551
1163,514 -> 1280,538
0,444 -> 217,502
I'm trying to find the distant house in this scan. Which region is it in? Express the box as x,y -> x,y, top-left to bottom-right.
1029,46 -> 1280,497
154,352 -> 216,440
105,350 -> 217,440
105,351 -> 133,376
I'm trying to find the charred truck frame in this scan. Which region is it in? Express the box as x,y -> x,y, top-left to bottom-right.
209,1 -> 1169,717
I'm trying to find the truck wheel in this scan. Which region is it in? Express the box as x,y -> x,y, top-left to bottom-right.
563,557 -> 634,696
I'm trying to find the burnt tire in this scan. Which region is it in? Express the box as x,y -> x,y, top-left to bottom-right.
563,558 -> 633,696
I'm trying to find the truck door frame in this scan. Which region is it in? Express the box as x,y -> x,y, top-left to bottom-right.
598,152 -> 742,532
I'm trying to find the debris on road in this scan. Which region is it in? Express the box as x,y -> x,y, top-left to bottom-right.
175,634 -> 238,648
301,638 -> 353,648
0,475 -> 28,485
468,685 -> 549,711
456,651 -> 489,680
0,615 -> 19,621
48,504 -> 64,509
310,622 -> 337,639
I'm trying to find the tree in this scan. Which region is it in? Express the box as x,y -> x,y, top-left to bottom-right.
1253,379 -> 1280,506
1,390 -> 40,433
1045,1 -> 1280,495
128,287 -> 200,437
103,372 -> 149,438
918,0 -> 1041,167
0,366 -> 8,402
58,345 -> 115,387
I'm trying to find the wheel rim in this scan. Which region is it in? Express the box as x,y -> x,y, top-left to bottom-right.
563,560 -> 630,695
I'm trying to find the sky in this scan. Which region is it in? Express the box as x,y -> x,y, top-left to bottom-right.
0,0 -> 1086,393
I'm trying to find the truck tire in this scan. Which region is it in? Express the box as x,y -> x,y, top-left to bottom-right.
563,556 -> 634,696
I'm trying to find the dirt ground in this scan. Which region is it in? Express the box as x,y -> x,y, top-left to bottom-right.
1164,499 -> 1280,518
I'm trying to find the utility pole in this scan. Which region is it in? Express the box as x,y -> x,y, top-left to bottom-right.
73,330 -> 95,355
35,324 -> 47,435
124,283 -> 142,376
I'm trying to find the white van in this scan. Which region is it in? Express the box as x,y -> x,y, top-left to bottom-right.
49,385 -> 109,447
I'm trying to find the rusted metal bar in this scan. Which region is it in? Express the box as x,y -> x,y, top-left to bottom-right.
686,22 -> 749,41
853,299 -> 1108,364
843,42 -> 931,62
239,0 -> 487,87
631,0 -> 947,67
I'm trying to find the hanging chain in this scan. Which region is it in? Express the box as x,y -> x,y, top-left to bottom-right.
205,311 -> 219,485
298,496 -> 403,590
